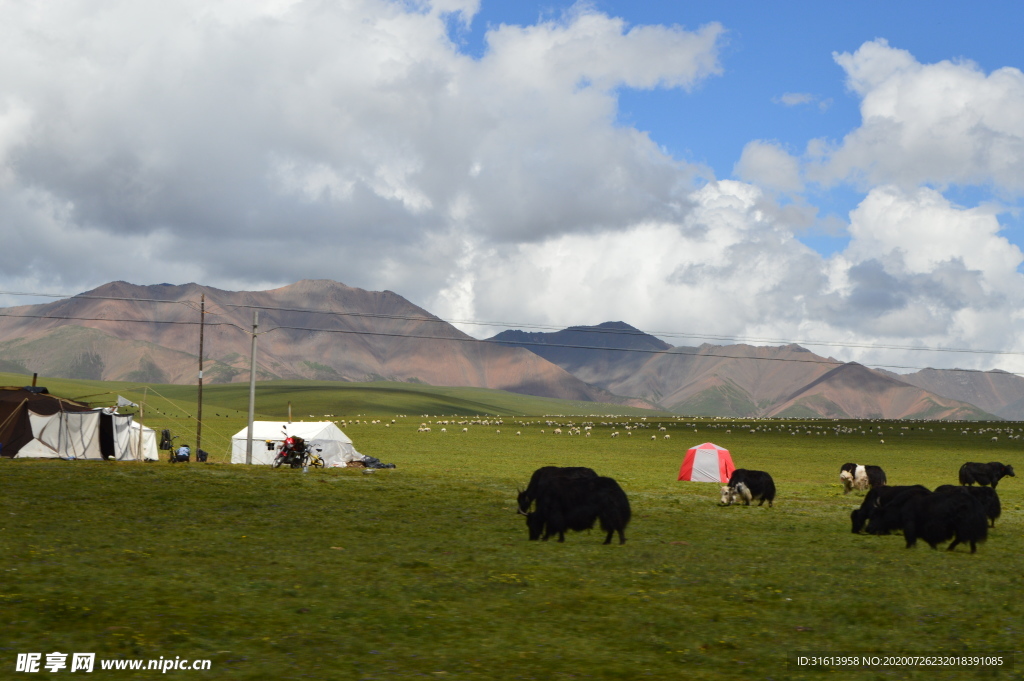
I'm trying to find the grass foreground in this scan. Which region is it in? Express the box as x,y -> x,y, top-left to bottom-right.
2,376 -> 1024,679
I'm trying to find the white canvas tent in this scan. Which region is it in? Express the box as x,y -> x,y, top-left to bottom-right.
122,421 -> 159,461
230,421 -> 365,466
15,408 -> 139,460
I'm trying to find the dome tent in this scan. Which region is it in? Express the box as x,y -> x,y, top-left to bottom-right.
678,442 -> 735,483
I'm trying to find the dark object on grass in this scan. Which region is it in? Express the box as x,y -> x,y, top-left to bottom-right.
526,475 -> 631,545
935,484 -> 1001,528
362,455 -> 395,469
902,487 -> 988,553
160,429 -> 173,450
858,485 -> 931,535
839,463 -> 887,494
959,462 -> 1015,489
722,469 -> 776,507
196,449 -> 209,463
517,466 -> 598,514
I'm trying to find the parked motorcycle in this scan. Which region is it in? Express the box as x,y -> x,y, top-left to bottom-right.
271,429 -> 324,468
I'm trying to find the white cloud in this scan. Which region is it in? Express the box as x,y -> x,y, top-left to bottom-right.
774,92 -> 831,111
733,140 -> 803,193
428,180 -> 1024,374
810,39 -> 1024,193
810,186 -> 1024,363
4,7 -> 1024,374
776,92 -> 813,106
0,0 -> 724,293
431,180 -> 826,337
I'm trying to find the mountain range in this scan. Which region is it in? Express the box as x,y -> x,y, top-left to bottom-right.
0,280 -> 1020,420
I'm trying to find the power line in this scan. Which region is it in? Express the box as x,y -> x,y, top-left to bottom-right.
259,323 -> 1024,377
0,312 -> 246,332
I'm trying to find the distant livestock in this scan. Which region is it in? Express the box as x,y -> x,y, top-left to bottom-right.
720,469 -> 776,507
525,475 -> 631,544
936,484 -> 1001,528
839,463 -> 887,494
959,462 -> 1015,489
850,485 -> 930,535
903,487 -> 988,553
517,466 -> 598,515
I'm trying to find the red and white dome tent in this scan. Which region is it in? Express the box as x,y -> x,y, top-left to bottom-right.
678,442 -> 736,483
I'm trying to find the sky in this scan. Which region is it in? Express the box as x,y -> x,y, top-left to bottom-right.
1,0 -> 1024,373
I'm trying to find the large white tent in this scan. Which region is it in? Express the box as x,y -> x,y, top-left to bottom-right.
16,408 -> 136,460
230,421 -> 365,466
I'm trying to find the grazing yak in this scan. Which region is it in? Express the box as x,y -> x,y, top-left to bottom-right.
839,463 -> 888,494
902,487 -> 988,553
850,485 -> 930,534
525,475 -> 631,544
517,466 -> 597,515
959,462 -> 1015,489
936,484 -> 1001,528
720,469 -> 776,507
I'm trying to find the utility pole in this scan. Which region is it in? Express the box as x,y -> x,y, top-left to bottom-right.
245,310 -> 258,465
136,387 -> 147,461
197,293 -> 205,454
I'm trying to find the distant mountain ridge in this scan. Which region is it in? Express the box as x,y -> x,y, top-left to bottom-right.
0,280 -> 1013,420
0,280 -> 646,407
878,368 -> 1024,421
489,323 -> 999,420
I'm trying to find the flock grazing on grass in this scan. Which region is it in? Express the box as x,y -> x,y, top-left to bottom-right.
338,413 -> 1017,554
847,461 -> 1014,553
513,455 -> 1014,554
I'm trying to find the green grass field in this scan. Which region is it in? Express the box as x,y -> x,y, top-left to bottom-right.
2,374 -> 1023,679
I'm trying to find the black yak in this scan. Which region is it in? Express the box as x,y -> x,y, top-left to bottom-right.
839,463 -> 887,494
959,462 -> 1015,489
936,484 -> 1001,528
853,485 -> 930,535
517,466 -> 597,515
902,487 -> 988,553
720,469 -> 776,507
526,475 -> 631,544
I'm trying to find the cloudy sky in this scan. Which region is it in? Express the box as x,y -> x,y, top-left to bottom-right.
2,0 -> 1023,373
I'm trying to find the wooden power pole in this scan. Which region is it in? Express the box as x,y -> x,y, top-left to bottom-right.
197,293 -> 205,454
245,309 -> 258,465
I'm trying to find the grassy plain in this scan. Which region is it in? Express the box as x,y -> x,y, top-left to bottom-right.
2,374 -> 1023,680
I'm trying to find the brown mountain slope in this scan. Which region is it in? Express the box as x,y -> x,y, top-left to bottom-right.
486,323 -> 999,419
0,280 -> 645,406
879,368 -> 1024,421
768,363 -> 993,420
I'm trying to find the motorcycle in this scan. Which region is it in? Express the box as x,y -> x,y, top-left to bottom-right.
271,430 -> 324,469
